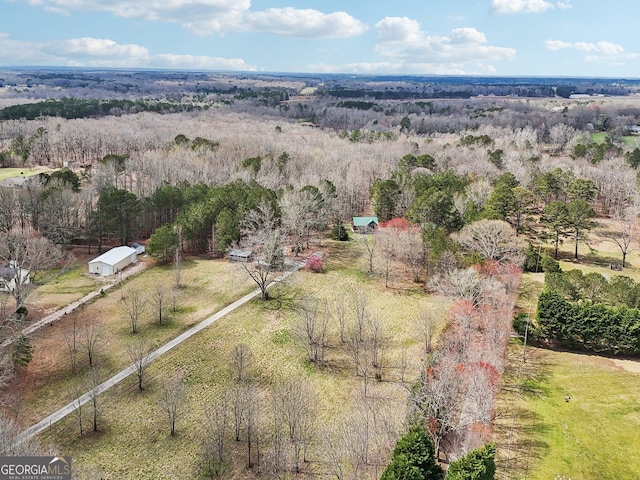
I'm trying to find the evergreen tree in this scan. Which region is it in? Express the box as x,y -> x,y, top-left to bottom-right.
381,425 -> 442,480
445,444 -> 496,480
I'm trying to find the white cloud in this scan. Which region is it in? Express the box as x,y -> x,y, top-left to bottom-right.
153,54 -> 255,70
546,39 -> 625,55
244,8 -> 366,38
19,1 -> 368,38
491,0 -> 554,14
0,34 -> 254,70
545,40 -> 572,50
23,0 -> 250,34
556,0 -> 572,9
307,61 -> 496,76
545,39 -> 638,65
374,17 -> 515,65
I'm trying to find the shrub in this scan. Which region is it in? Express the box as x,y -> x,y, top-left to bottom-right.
330,220 -> 350,241
381,425 -> 442,480
445,443 -> 496,480
305,254 -> 323,273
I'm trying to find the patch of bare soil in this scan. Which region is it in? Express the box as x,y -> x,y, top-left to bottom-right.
610,358 -> 640,374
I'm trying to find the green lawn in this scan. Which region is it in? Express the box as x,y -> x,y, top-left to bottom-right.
495,344 -> 640,480
34,240 -> 448,479
0,166 -> 56,181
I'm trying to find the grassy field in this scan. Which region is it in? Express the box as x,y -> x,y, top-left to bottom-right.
590,131 -> 639,148
12,256 -> 256,426
23,239 -> 449,478
495,224 -> 640,480
495,342 -> 640,480
0,166 -> 56,181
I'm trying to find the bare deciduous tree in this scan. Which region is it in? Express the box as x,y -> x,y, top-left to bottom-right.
452,219 -> 525,265
202,395 -> 231,479
0,227 -> 71,311
127,337 -> 151,391
416,310 -> 439,354
230,343 -> 252,384
153,282 -> 168,325
81,323 -> 101,368
174,224 -> 183,289
87,368 -> 103,433
601,204 -> 640,268
159,373 -> 185,436
63,314 -> 80,373
122,287 -> 147,334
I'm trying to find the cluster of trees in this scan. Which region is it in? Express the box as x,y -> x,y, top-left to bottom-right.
536,270 -> 640,354
380,425 -> 496,480
406,220 -> 523,461
0,98 -> 199,121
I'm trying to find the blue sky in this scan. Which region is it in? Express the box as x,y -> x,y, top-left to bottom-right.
1,0 -> 638,77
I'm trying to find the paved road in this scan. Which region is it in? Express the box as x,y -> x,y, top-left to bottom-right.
19,265 -> 302,443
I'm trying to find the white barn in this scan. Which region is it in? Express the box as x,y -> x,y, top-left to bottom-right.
88,246 -> 137,276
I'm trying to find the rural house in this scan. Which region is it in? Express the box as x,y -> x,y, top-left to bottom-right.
0,262 -> 30,292
88,246 -> 137,276
352,216 -> 379,233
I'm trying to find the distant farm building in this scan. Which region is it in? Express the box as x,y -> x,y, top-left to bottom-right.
229,249 -> 253,262
352,216 -> 379,233
131,242 -> 146,255
88,246 -> 137,276
0,263 -> 30,292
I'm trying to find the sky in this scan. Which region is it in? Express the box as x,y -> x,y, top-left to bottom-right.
0,0 -> 639,77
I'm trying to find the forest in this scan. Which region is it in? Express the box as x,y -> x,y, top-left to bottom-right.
1,68 -> 640,479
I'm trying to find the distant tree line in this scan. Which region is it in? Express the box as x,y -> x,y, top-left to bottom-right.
0,97 -> 199,121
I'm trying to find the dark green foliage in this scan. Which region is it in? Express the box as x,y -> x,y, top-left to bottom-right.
0,98 -> 198,121
371,178 -> 401,222
191,137 -> 219,152
460,134 -> 493,146
12,335 -> 34,368
148,224 -> 179,263
241,156 -> 262,175
626,148 -> 640,169
174,134 -> 190,145
330,219 -> 350,241
524,245 -> 560,273
570,138 -> 622,164
41,167 -> 80,191
380,425 -> 442,480
445,444 -> 496,480
93,186 -> 140,247
513,313 -> 530,337
555,85 -> 574,99
399,154 -> 437,172
540,253 -> 560,273
487,149 -> 504,169
523,244 -> 542,272
537,274 -> 640,354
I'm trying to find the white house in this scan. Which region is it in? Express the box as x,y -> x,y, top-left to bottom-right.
88,246 -> 137,276
0,263 -> 30,292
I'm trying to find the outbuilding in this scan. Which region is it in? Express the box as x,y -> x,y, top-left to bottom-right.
352,216 -> 379,233
131,242 -> 146,255
0,263 -> 30,292
88,246 -> 137,276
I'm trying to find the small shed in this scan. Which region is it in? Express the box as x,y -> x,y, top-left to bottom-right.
0,264 -> 30,292
229,249 -> 253,262
88,246 -> 137,276
352,216 -> 379,233
131,242 -> 146,255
